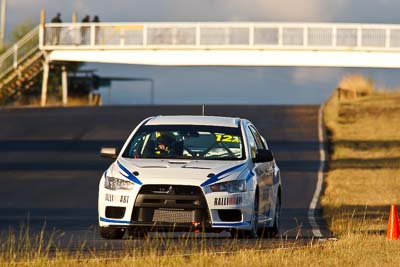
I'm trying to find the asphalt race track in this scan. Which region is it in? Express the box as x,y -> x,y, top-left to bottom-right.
0,105 -> 329,251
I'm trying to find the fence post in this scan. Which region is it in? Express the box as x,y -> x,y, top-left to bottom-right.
39,25 -> 44,48
13,44 -> 18,69
357,26 -> 362,48
40,9 -> 45,48
303,26 -> 308,47
61,66 -> 68,106
90,24 -> 95,46
332,26 -> 337,47
41,59 -> 49,107
278,26 -> 283,47
120,28 -> 125,46
386,28 -> 391,48
196,23 -> 200,46
143,24 -> 147,46
249,23 -> 254,46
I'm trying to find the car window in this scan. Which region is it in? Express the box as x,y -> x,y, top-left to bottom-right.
122,125 -> 245,160
245,126 -> 258,159
249,125 -> 266,150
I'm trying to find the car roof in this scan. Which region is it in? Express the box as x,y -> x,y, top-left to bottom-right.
145,115 -> 241,128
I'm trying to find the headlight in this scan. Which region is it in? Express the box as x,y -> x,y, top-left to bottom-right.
210,180 -> 246,193
104,175 -> 134,190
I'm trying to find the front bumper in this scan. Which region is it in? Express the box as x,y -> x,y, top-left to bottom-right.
98,182 -> 255,231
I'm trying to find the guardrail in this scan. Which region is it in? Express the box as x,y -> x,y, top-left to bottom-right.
41,22 -> 400,51
0,26 -> 40,80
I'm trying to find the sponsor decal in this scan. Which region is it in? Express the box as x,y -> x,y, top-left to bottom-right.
105,194 -> 114,202
105,194 -> 129,203
214,196 -> 242,206
120,195 -> 129,203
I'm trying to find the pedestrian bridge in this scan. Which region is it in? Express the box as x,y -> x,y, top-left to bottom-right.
38,22 -> 400,68
3,22 -> 400,106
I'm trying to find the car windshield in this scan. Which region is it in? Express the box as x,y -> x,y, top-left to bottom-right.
122,125 -> 245,160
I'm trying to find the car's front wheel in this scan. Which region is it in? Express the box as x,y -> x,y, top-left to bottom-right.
269,195 -> 281,237
127,227 -> 148,239
231,191 -> 259,239
259,195 -> 280,238
99,226 -> 125,239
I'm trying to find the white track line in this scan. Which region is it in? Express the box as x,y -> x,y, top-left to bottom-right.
308,105 -> 326,238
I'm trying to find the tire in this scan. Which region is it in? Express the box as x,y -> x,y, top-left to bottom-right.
259,196 -> 280,238
127,227 -> 148,239
99,226 -> 125,239
231,191 -> 259,239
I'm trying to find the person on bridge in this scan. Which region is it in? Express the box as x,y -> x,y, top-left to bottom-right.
50,13 -> 62,45
82,15 -> 90,23
81,15 -> 90,45
92,15 -> 100,44
51,13 -> 62,23
92,15 -> 100,23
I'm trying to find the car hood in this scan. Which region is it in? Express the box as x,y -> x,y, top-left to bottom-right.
108,158 -> 248,187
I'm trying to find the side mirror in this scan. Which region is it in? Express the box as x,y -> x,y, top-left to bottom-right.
100,147 -> 118,159
253,149 -> 274,163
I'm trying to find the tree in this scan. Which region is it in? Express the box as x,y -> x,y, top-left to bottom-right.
0,18 -> 35,54
9,18 -> 35,44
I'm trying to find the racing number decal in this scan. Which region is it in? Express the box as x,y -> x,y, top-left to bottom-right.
215,134 -> 239,143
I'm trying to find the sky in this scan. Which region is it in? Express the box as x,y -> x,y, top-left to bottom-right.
3,0 -> 400,104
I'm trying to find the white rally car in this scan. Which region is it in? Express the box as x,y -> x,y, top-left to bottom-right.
98,115 -> 281,239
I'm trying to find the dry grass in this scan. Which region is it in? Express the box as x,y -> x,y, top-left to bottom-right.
2,89 -> 400,266
1,234 -> 400,267
338,73 -> 375,96
322,91 -> 400,237
327,92 -> 400,142
10,95 -> 102,107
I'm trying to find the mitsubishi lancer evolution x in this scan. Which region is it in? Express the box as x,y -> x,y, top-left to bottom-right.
98,115 -> 281,239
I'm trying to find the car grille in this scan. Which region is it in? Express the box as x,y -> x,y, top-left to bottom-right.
131,185 -> 209,224
152,209 -> 194,223
138,184 -> 203,196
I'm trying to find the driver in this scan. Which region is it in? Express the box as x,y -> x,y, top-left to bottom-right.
154,132 -> 176,155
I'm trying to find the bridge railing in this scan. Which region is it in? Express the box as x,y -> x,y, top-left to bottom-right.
41,22 -> 400,51
0,26 -> 40,80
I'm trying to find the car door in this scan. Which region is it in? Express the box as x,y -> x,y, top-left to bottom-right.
248,124 -> 274,224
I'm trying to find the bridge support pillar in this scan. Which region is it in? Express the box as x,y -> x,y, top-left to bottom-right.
40,60 -> 49,107
61,66 -> 68,106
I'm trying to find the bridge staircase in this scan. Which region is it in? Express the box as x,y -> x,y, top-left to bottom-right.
0,27 -> 43,104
